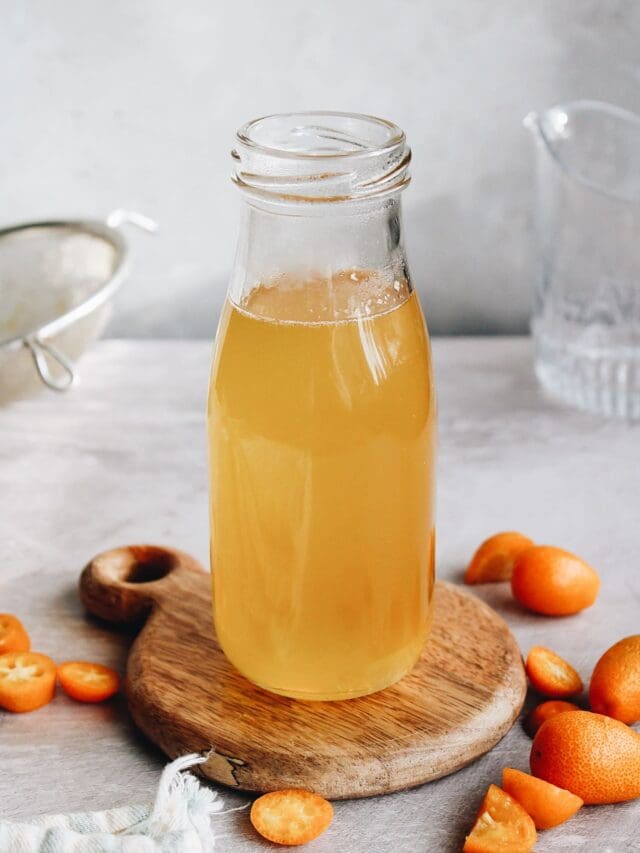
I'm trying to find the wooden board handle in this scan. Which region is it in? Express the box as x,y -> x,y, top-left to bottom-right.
79,545 -> 207,625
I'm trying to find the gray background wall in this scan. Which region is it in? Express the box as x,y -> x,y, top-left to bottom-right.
3,0 -> 640,336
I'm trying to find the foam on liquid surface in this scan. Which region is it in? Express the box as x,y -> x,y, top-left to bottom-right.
239,269 -> 411,324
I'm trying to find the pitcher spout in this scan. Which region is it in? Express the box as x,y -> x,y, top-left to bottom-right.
523,100 -> 640,202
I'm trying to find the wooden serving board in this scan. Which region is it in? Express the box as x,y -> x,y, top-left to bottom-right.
80,545 -> 526,800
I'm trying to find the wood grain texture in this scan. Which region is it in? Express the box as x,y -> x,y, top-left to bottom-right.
79,543 -> 526,799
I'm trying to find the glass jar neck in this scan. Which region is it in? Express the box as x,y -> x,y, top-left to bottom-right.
228,194 -> 411,310
228,113 -> 413,320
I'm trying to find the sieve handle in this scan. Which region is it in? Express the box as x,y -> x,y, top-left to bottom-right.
106,209 -> 158,233
25,337 -> 77,392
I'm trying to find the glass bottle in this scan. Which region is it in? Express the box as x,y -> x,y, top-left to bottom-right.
208,113 -> 436,700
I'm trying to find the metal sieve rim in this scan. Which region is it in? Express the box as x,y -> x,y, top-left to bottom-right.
0,218 -> 129,352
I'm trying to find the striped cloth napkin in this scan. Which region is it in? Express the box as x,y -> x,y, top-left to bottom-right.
0,754 -> 227,852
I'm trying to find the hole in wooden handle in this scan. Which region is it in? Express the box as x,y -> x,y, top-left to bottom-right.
126,546 -> 175,584
79,545 -> 184,625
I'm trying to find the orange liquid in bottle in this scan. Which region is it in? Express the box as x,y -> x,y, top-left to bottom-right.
207,272 -> 436,699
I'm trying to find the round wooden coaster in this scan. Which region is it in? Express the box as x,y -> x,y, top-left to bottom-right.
80,545 -> 526,799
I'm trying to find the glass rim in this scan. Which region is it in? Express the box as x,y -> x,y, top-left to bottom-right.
232,112 -> 411,204
235,111 -> 406,161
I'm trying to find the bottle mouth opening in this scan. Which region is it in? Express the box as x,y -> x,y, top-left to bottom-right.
232,112 -> 411,204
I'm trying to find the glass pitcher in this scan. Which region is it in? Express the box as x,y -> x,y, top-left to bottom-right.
207,113 -> 436,700
525,100 -> 640,419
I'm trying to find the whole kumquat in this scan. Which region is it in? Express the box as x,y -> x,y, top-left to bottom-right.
525,646 -> 583,698
530,710 -> 640,804
463,784 -> 536,853
589,635 -> 640,724
524,700 -> 581,737
511,546 -> 600,616
502,767 -> 583,829
464,532 -> 534,584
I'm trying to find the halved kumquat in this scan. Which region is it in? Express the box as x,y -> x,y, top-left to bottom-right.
502,767 -> 583,829
463,784 -> 536,853
511,545 -> 600,616
57,661 -> 120,703
524,700 -> 581,737
0,651 -> 56,712
250,789 -> 333,846
0,614 -> 30,654
464,532 -> 534,584
525,646 -> 583,698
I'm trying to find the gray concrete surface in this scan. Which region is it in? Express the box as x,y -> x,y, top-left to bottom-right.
3,2 -> 640,336
1,338 -> 639,851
